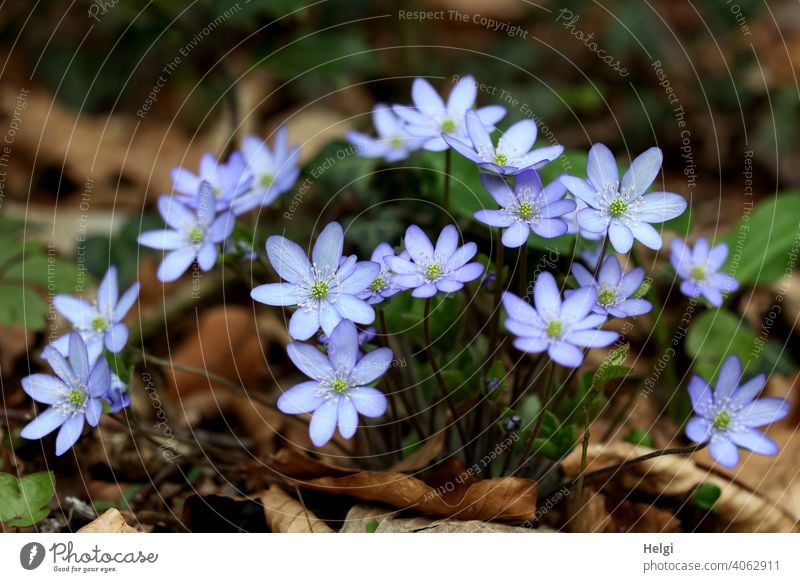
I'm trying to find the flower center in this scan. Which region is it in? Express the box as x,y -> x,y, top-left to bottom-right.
390,136 -> 404,149
369,277 -> 387,293
493,152 -> 508,166
259,173 -> 274,187
91,316 -> 108,331
691,266 -> 706,281
546,319 -> 563,338
518,201 -> 533,219
712,410 -> 731,430
440,118 -> 456,133
608,197 -> 628,218
598,286 -> 617,306
67,389 -> 85,406
310,280 -> 329,300
425,262 -> 443,281
331,378 -> 348,394
188,226 -> 204,245
211,185 -> 222,198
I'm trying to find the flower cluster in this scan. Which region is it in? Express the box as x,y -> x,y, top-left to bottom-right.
22,267 -> 139,455
139,129 -> 301,282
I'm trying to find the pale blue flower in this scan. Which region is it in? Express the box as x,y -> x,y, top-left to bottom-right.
251,222 -> 380,340
570,255 -> 651,318
346,104 -> 424,162
278,320 -> 391,447
392,76 -> 506,151
561,144 -> 687,253
443,110 -> 564,175
171,152 -> 252,212
686,355 -> 789,468
358,243 -> 404,305
671,237 -> 739,307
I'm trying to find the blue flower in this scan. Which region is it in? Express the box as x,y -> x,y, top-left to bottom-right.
685,355 -> 789,468
52,266 -> 139,361
278,320 -> 391,447
20,333 -> 111,455
231,127 -> 301,215
392,76 -> 506,152
502,272 -> 618,367
562,195 -> 603,242
671,237 -> 739,307
346,104 -> 424,162
474,170 -> 575,247
570,255 -> 651,318
251,222 -> 380,340
171,152 -> 252,212
561,144 -> 687,253
138,182 -> 235,282
358,243 -> 405,305
442,110 -> 564,175
387,224 -> 484,298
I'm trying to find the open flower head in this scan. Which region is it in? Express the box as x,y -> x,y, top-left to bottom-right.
346,104 -> 424,162
474,170 -> 575,247
251,222 -> 380,340
20,333 -> 111,455
231,126 -> 301,215
387,224 -> 484,298
52,266 -> 139,361
138,182 -> 235,282
392,76 -> 506,151
358,243 -> 404,305
561,144 -> 687,253
685,355 -> 789,468
671,237 -> 738,307
171,152 -> 252,212
502,272 -> 618,367
443,110 -> 564,175
570,255 -> 651,318
277,320 -> 391,447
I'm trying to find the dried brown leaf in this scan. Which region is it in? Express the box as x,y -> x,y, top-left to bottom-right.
260,484 -> 333,533
78,508 -> 138,533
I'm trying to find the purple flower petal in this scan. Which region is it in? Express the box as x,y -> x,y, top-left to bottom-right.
465,110 -> 494,155
85,399 -> 103,427
350,387 -> 387,417
289,308 -> 321,341
340,261 -> 382,295
385,256 -> 417,275
138,230 -> 184,251
287,341 -> 333,380
442,134 -> 483,164
587,143 -> 618,189
327,320 -> 359,371
707,243 -> 729,271
738,398 -> 790,427
319,304 -> 342,336
333,295 -> 375,325
447,75 -> 477,113
21,375 -> 64,405
158,248 -> 196,282
513,337 -> 548,353
444,242 -> 477,269
561,176 -> 598,207
532,218 -> 568,239
403,225 -> 435,264
608,222 -> 634,253
533,272 -> 561,314
68,333 -> 90,384
114,282 -> 140,321
251,283 -> 299,306
97,267 -> 118,316
621,147 -> 662,196
412,78 -> 446,112
20,407 -> 66,439
196,243 -> 217,271
435,225 -> 459,258
684,417 -> 711,443
278,381 -> 324,414
313,222 -> 344,272
502,291 -> 537,321
541,199 -> 575,218
104,323 -> 128,353
637,192 -> 687,223
688,375 -> 713,414
576,208 -> 607,233
266,235 -> 312,285
628,221 -> 663,250
42,346 -> 74,385
480,173 -> 515,207
53,295 -> 96,327
567,329 -> 618,348
87,359 -> 111,397
548,342 -> 584,367
709,437 -> 739,468
730,428 -> 779,455
571,263 -> 595,288
337,399 -> 359,439
561,287 -> 597,323
715,355 -> 742,401
496,119 -> 537,158
730,375 -> 766,406
449,262 -> 484,283
309,398 -> 339,446
476,105 -> 506,126
501,221 -> 530,248
411,283 -> 438,298
436,279 -> 463,293
474,209 -> 515,228
55,414 -> 84,456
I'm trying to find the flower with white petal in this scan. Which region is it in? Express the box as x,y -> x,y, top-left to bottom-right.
346,104 -> 424,162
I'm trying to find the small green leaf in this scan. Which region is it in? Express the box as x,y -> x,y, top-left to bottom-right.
686,311 -> 757,381
365,519 -> 379,533
0,471 -> 55,527
692,483 -> 722,511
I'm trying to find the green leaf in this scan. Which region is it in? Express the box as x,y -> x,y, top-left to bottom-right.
686,311 -> 757,381
724,191 -> 800,284
4,255 -> 83,293
0,471 -> 55,527
692,483 -> 722,511
624,428 -> 653,447
365,519 -> 379,533
0,284 -> 49,331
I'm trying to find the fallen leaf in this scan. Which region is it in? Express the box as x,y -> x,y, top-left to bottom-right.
340,504 -> 543,533
260,484 -> 333,533
77,508 -> 138,533
562,442 -> 797,532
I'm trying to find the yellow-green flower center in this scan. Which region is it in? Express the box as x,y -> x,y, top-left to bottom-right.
608,197 -> 628,218
518,201 -> 533,219
712,410 -> 731,430
546,319 -> 563,338
310,281 -> 329,300
390,136 -> 404,149
369,277 -> 387,293
441,118 -> 456,133
211,186 -> 222,198
91,316 -> 108,331
494,152 -> 508,166
188,226 -> 204,245
425,263 -> 443,280
691,266 -> 706,281
598,287 -> 616,306
608,198 -> 628,218
331,378 -> 348,394
67,389 -> 85,406
259,173 -> 274,187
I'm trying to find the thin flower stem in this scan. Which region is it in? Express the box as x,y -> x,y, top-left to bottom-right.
572,382 -> 600,530
592,234 -> 610,280
569,442 -> 708,490
518,245 -> 528,298
443,148 -> 452,216
506,359 -> 555,475
486,233 -> 505,374
423,298 -> 469,450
